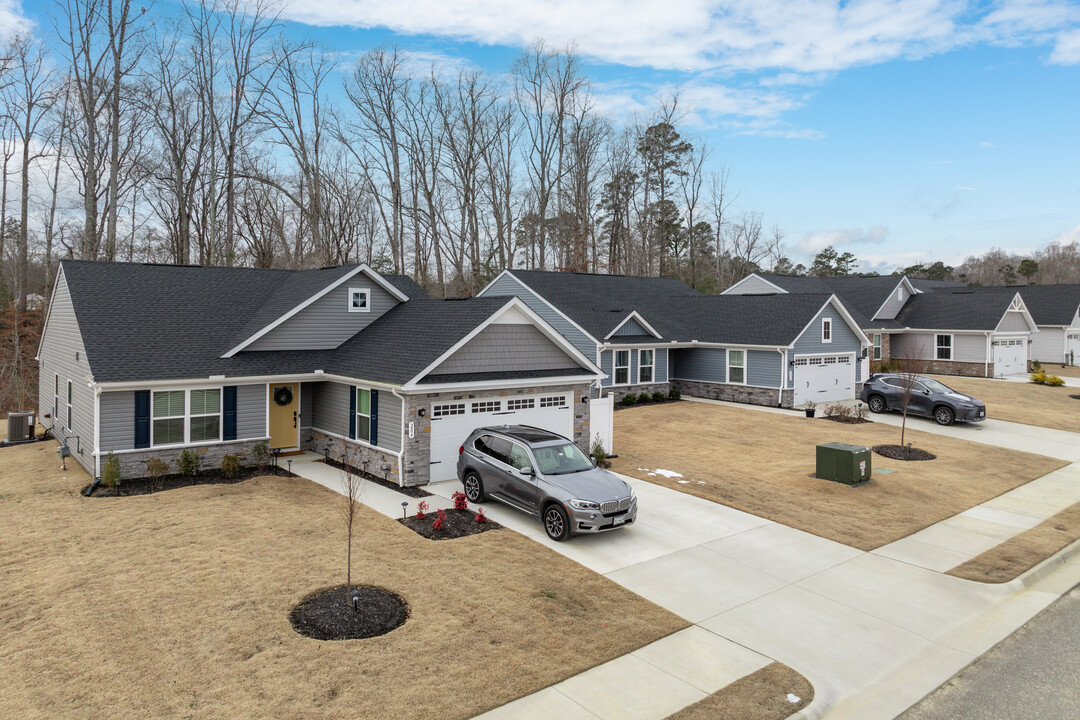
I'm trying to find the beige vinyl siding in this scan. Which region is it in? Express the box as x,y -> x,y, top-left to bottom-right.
246,282 -> 400,351
37,269 -> 96,474
430,324 -> 581,376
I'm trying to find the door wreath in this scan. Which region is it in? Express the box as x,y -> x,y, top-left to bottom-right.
273,386 -> 294,406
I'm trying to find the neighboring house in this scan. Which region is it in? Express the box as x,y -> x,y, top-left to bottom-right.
724,273 -> 1039,378
479,270 -> 870,408
37,261 -> 601,484
966,285 -> 1080,366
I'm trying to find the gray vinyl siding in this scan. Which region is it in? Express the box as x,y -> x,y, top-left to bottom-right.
655,348 -> 668,382
300,382 -> 314,425
724,275 -> 786,295
874,283 -> 909,320
892,332 -> 989,363
599,347 -> 666,386
246,283 -> 400,351
611,316 -> 651,337
746,350 -> 783,388
309,380 -> 400,453
1031,327 -> 1065,364
236,384 -> 267,440
600,349 -> 613,387
996,311 -> 1030,333
790,304 -> 866,382
98,383 -> 268,453
671,348 -> 726,382
431,324 -> 581,375
482,274 -> 597,358
37,270 -> 95,473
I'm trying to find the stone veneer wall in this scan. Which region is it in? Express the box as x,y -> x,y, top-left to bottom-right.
602,382 -> 672,404
399,383 -> 592,487
103,438 -> 267,478
302,428 -> 401,485
890,358 -> 991,378
671,379 -> 793,408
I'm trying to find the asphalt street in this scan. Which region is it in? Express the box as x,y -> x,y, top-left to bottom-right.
900,582 -> 1080,720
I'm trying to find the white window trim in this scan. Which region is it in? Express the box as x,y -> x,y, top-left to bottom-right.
873,334 -> 882,361
356,387 -> 371,441
348,287 -> 371,313
936,333 -> 953,361
727,349 -> 747,385
613,349 -> 631,386
897,287 -> 904,302
151,387 -> 222,449
66,380 -> 73,430
54,373 -> 60,426
821,318 -> 833,344
637,349 -> 655,384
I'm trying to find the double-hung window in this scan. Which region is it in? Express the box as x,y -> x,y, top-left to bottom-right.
873,334 -> 882,361
728,350 -> 746,384
822,318 -> 832,343
638,349 -> 654,383
189,389 -> 221,442
613,350 -> 630,385
356,388 -> 371,442
152,391 -> 186,446
936,334 -> 953,360
66,380 -> 73,429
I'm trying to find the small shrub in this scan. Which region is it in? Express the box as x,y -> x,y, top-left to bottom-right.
451,491 -> 469,511
432,508 -> 447,531
823,402 -> 853,421
1046,374 -> 1065,387
251,441 -> 270,470
590,433 -> 608,467
1030,371 -> 1048,384
1032,360 -> 1043,372
145,457 -> 169,479
637,392 -> 652,403
415,500 -> 429,521
651,391 -> 666,403
220,454 -> 241,479
475,507 -> 488,524
101,452 -> 122,488
620,393 -> 637,406
177,449 -> 201,477
667,388 -> 681,400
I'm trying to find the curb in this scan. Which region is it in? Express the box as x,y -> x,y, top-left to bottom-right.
968,535 -> 1080,595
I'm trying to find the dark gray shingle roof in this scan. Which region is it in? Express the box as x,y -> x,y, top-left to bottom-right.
959,284 -> 1080,326
894,290 -> 1019,330
661,294 -> 844,346
753,273 -> 904,328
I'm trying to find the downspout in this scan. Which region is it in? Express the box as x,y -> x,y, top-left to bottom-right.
985,332 -> 991,377
777,349 -> 786,407
93,383 -> 101,479
391,387 -> 407,487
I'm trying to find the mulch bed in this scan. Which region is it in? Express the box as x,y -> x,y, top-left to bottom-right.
399,507 -> 501,540
872,444 -> 936,462
823,416 -> 871,424
319,457 -> 431,498
83,465 -> 295,497
289,585 -> 409,641
614,398 -> 681,411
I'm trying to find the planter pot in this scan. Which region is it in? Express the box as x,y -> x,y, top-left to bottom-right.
805,409 -> 816,418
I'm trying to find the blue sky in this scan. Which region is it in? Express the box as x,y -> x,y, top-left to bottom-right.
8,0 -> 1080,271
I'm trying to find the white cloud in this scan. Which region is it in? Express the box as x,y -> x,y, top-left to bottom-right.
279,1 -> 1080,74
1048,27 -> 1080,63
1051,222 -> 1080,244
795,226 -> 889,255
0,0 -> 34,40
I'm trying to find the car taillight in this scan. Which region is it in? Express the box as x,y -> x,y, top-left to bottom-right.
458,445 -> 464,455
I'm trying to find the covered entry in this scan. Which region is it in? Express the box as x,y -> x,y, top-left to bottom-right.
793,354 -> 856,406
268,382 -> 300,449
428,392 -> 574,482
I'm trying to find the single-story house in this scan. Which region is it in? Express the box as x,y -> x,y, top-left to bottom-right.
724,272 -> 1038,378
965,285 -> 1080,367
37,261 -> 602,484
479,270 -> 870,408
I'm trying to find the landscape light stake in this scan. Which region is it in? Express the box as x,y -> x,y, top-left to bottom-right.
287,459 -> 293,475
351,588 -> 361,614
401,501 -> 408,520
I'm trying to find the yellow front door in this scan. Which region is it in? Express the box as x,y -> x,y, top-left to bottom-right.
269,383 -> 299,450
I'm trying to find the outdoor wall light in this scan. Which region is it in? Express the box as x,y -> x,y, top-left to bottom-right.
418,408 -> 426,417
581,396 -> 589,404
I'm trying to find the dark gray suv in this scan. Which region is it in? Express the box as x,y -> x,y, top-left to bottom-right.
456,425 -> 637,541
860,373 -> 986,425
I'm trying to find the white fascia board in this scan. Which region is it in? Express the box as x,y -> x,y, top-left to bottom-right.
402,374 -> 601,394
721,273 -> 788,295
604,310 -> 663,340
93,371 -> 403,392
221,264 -> 409,358
602,341 -> 784,351
871,276 -> 916,320
998,292 -> 1039,333
402,297 -> 603,390
35,264 -> 66,361
787,295 -> 870,349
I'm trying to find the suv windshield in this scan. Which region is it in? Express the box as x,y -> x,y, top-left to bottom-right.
532,442 -> 594,475
921,378 -> 953,394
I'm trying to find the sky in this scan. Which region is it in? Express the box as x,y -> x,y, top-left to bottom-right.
7,0 -> 1080,272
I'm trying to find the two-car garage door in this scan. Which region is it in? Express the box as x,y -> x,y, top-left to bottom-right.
793,354 -> 855,407
428,392 -> 574,482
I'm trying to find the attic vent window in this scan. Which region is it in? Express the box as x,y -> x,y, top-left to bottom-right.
349,288 -> 370,313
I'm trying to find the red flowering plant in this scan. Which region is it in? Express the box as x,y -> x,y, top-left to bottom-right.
415,500 -> 429,520
475,507 -> 488,524
451,491 -> 469,511
432,508 -> 448,531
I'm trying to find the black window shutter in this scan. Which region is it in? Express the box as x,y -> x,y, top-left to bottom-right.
134,390 -> 150,449
348,388 -> 356,439
370,389 -> 379,446
223,386 -> 237,441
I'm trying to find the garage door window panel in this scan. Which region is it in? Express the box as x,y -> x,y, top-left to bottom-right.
728,350 -> 746,384
433,403 -> 465,417
936,334 -> 953,360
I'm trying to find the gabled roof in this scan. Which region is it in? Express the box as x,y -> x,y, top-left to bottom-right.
749,273 -> 908,328
894,290 -> 1033,331
382,273 -> 429,299
961,284 -> 1080,326
497,269 -> 701,339
909,278 -> 965,293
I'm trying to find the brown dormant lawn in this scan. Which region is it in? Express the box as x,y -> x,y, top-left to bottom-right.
1049,364 -> 1080,379
611,402 -> 1066,551
0,439 -> 686,720
928,374 -> 1080,433
664,663 -> 812,720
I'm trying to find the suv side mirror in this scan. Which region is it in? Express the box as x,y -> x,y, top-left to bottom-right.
520,466 -> 535,476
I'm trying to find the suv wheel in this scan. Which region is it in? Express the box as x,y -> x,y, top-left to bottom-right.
934,406 -> 955,426
543,504 -> 570,542
463,471 -> 486,502
867,395 -> 887,414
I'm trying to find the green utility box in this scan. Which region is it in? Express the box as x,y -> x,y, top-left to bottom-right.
816,442 -> 872,485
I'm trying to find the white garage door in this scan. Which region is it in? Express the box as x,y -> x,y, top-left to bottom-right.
428,393 -> 574,482
1068,332 -> 1080,366
793,354 -> 855,406
993,338 -> 1027,376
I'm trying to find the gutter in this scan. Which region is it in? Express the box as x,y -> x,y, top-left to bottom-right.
390,387 -> 407,488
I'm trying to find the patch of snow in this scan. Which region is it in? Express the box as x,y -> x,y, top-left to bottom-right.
647,472 -> 656,476
697,481 -> 706,485
678,480 -> 690,484
654,469 -> 683,478
787,694 -> 801,704
637,467 -> 649,471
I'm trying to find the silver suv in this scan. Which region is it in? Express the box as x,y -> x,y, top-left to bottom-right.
456,425 -> 638,541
